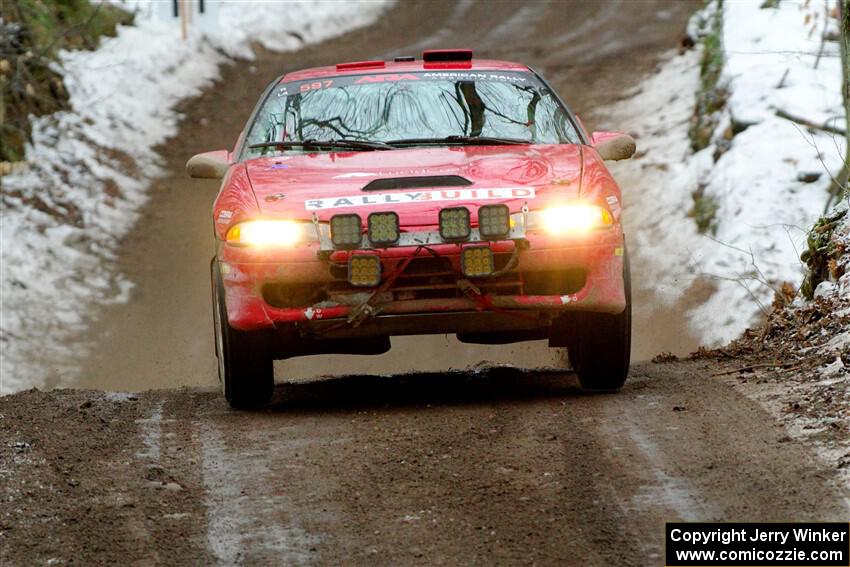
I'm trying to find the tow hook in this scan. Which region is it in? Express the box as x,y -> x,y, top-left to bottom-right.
347,302 -> 378,327
457,279 -> 482,299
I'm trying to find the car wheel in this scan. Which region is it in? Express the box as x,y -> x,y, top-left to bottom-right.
212,260 -> 274,408
569,247 -> 632,391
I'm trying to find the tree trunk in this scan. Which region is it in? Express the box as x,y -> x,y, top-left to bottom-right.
838,0 -> 849,199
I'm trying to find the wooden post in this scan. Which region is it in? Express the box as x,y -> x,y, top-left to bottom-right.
180,0 -> 188,40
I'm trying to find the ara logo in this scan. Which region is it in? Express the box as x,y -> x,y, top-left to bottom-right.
304,188 -> 535,210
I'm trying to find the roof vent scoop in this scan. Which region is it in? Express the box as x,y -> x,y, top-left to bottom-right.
336,60 -> 385,71
422,49 -> 473,62
362,175 -> 473,192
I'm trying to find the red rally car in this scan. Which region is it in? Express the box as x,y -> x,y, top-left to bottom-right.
187,49 -> 637,408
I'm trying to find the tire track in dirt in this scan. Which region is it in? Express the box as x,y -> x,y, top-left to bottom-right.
199,418 -> 320,566
0,391 -> 214,565
2,362 -> 848,564
156,363 -> 849,565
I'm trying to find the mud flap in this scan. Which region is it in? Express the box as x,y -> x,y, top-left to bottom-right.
548,313 -> 579,348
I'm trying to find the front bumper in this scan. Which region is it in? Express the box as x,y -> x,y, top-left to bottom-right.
218,228 -> 626,334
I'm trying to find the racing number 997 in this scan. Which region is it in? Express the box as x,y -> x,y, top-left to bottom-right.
300,80 -> 333,93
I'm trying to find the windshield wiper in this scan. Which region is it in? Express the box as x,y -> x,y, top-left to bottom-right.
248,139 -> 394,151
384,135 -> 532,147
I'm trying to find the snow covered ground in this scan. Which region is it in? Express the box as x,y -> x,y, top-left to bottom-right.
0,0 -> 392,394
605,0 -> 845,346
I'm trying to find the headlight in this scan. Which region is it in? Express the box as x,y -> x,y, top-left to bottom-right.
439,207 -> 471,241
348,254 -> 382,287
367,212 -> 399,246
478,204 -> 510,239
330,214 -> 363,248
529,204 -> 613,235
461,246 -> 495,277
225,220 -> 313,247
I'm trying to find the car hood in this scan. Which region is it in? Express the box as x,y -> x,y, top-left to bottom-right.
244,144 -> 585,226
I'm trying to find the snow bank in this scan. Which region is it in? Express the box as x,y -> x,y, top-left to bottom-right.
691,0 -> 844,343
603,49 -> 705,312
602,0 -> 848,483
605,0 -> 845,346
0,1 -> 392,394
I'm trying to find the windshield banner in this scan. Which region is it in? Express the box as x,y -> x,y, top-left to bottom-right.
276,70 -> 537,97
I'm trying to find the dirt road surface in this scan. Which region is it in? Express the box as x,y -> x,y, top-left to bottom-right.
4,1 -> 848,566
3,362 -> 849,566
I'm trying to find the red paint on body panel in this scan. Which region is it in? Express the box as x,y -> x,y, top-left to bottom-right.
206,56 -> 629,332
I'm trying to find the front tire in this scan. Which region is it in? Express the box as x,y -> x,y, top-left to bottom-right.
212,260 -> 274,408
571,249 -> 631,390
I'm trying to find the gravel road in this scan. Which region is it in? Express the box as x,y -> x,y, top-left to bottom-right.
3,362 -> 848,565
4,1 -> 848,566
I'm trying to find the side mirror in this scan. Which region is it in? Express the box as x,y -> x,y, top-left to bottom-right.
186,150 -> 230,179
591,132 -> 636,161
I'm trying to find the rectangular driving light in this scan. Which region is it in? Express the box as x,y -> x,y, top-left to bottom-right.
439,207 -> 471,241
461,246 -> 495,278
348,254 -> 382,287
478,204 -> 510,239
367,212 -> 399,246
330,214 -> 362,248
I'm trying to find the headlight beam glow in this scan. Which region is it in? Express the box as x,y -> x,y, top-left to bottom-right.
536,204 -> 613,235
226,220 -> 305,247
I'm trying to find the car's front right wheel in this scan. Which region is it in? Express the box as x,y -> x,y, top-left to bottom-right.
212,260 -> 274,408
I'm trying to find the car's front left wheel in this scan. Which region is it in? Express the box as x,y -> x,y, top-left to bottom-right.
569,247 -> 631,391
548,246 -> 631,391
212,260 -> 274,408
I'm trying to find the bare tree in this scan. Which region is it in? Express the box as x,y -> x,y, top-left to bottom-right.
840,0 -> 850,197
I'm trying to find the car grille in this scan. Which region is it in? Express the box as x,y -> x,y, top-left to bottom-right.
261,256 -> 586,309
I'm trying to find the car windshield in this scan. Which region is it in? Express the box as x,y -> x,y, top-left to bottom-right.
242,70 -> 580,156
